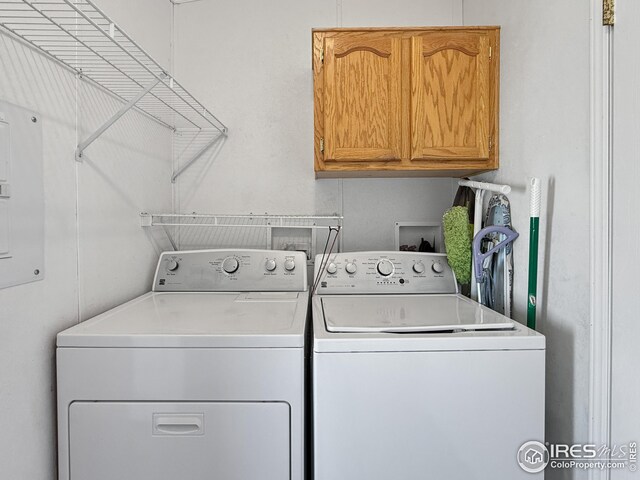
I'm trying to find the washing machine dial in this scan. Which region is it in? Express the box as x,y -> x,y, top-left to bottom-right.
413,262 -> 425,274
166,259 -> 179,272
345,262 -> 357,275
326,262 -> 338,275
376,259 -> 394,277
222,257 -> 239,274
265,259 -> 277,272
432,261 -> 445,274
284,258 -> 296,272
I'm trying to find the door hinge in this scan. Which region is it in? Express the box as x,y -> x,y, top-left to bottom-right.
603,0 -> 614,26
320,138 -> 325,153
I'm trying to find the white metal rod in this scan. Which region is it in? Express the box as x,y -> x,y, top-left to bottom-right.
162,225 -> 178,251
75,75 -> 164,160
171,134 -> 226,183
458,179 -> 511,195
470,189 -> 485,301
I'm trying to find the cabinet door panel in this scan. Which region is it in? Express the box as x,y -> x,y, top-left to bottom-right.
411,32 -> 491,161
324,34 -> 402,162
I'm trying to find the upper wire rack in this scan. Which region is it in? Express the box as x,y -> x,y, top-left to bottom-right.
140,213 -> 344,230
0,0 -> 227,133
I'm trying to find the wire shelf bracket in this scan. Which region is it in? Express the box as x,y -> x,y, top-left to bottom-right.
171,133 -> 224,183
75,74 -> 164,161
0,0 -> 228,164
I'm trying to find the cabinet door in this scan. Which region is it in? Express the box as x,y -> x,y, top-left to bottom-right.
323,33 -> 402,162
411,31 -> 492,161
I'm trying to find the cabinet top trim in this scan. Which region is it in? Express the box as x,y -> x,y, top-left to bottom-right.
312,26 -> 500,33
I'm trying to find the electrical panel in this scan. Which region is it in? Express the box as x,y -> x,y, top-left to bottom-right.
0,100 -> 44,289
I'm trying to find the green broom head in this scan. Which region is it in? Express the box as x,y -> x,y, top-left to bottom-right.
442,206 -> 472,285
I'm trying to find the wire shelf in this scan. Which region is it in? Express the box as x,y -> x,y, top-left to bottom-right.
140,213 -> 344,255
0,0 -> 227,160
141,213 -> 343,230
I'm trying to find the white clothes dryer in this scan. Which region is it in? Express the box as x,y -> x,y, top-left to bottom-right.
57,249 -> 308,480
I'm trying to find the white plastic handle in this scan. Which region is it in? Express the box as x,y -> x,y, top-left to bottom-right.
152,413 -> 204,436
529,177 -> 541,217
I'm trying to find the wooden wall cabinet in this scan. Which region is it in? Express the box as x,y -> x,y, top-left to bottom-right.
313,27 -> 500,178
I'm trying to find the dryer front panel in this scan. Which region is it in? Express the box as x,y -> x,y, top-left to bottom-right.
69,401 -> 290,480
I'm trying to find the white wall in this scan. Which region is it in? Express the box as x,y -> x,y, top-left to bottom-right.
611,1 -> 640,478
0,1 -> 172,478
172,0 -> 462,251
463,2 -> 591,478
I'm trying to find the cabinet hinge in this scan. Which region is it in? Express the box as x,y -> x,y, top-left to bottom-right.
603,0 -> 614,25
489,46 -> 492,59
320,138 -> 325,153
321,48 -> 325,64
489,136 -> 493,152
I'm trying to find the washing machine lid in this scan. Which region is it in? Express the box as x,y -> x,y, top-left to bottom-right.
314,294 -> 544,352
57,291 -> 308,348
322,295 -> 514,333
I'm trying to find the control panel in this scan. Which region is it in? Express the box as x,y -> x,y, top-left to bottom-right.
313,252 -> 457,295
153,249 -> 307,292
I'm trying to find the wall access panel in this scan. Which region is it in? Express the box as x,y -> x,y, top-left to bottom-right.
0,100 -> 44,289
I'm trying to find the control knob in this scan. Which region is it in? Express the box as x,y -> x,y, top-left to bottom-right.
432,261 -> 445,274
284,258 -> 296,272
166,259 -> 179,272
222,257 -> 239,274
265,259 -> 277,272
412,262 -> 425,274
326,262 -> 338,275
376,259 -> 394,277
345,262 -> 357,275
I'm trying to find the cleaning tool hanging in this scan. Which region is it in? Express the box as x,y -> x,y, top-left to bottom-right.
443,206 -> 473,285
477,195 -> 516,316
472,226 -> 519,302
527,178 -> 541,330
457,179 -> 511,300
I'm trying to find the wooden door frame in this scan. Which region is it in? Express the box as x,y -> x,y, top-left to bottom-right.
589,1 -> 613,478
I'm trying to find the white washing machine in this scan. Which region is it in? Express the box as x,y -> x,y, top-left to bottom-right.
57,249 -> 308,480
312,251 -> 545,479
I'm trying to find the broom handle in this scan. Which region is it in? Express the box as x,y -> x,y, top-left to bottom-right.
527,178 -> 541,330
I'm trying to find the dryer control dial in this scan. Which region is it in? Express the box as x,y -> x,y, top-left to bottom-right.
345,262 -> 357,275
376,259 -> 394,277
222,257 -> 239,274
413,262 -> 425,274
326,262 -> 338,275
265,259 -> 277,272
284,258 -> 296,272
166,260 -> 179,272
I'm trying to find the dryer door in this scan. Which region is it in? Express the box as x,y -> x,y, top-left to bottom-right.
68,401 -> 290,480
